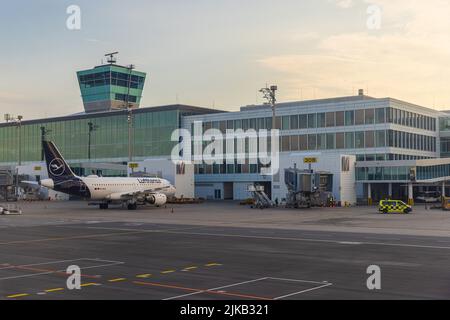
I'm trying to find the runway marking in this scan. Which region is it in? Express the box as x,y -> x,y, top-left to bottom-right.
0,259 -> 124,281
0,258 -> 89,270
164,277 -> 269,300
7,293 -> 29,299
268,277 -> 330,285
338,241 -> 362,245
205,263 -> 222,267
134,280 -> 272,301
108,278 -> 126,282
136,274 -> 152,278
45,288 -> 64,293
273,283 -> 333,300
156,229 -> 450,251
0,230 -> 147,246
80,282 -> 100,287
77,225 -> 450,251
182,266 -> 197,271
161,270 -> 176,274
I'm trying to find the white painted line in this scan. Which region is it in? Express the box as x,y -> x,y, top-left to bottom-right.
338,241 -> 362,245
58,225 -> 450,250
0,258 -> 85,270
273,283 -> 333,300
0,260 -> 124,281
163,277 -> 268,300
267,277 -> 328,285
160,230 -> 450,251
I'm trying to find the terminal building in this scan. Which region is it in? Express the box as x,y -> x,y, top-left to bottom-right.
2,57 -> 450,204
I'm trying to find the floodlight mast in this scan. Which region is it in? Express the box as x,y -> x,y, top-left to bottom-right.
260,85 -> 278,130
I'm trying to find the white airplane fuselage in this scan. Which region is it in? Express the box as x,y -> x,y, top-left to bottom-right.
80,176 -> 175,200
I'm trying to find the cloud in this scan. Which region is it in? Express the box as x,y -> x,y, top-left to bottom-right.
258,0 -> 450,108
332,0 -> 354,9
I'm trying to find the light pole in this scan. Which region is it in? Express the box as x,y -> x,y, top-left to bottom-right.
16,115 -> 23,166
127,106 -> 133,164
87,122 -> 99,161
125,64 -> 135,109
40,126 -> 52,161
260,85 -> 278,130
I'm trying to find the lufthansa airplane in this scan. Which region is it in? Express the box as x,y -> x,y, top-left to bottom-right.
33,141 -> 176,210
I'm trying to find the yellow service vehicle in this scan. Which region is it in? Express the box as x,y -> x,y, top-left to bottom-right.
378,200 -> 412,214
442,197 -> 450,211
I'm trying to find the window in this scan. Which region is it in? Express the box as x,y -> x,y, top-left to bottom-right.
345,110 -> 354,126
290,115 -> 299,130
355,110 -> 364,125
336,111 -> 345,127
281,136 -> 290,151
345,132 -> 354,149
387,130 -> 394,147
365,131 -> 375,148
375,108 -> 385,124
299,135 -> 307,150
275,117 -> 282,129
365,109 -> 375,124
336,132 -> 345,149
307,114 -> 316,128
355,131 -> 365,148
282,116 -> 290,130
326,133 -> 335,149
299,114 -> 307,129
386,108 -> 392,123
375,130 -> 386,147
317,113 -> 326,128
308,134 -> 317,150
290,135 -> 299,151
326,112 -> 335,127
317,133 -> 326,149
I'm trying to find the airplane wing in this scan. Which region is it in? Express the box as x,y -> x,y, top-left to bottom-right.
106,186 -> 171,200
20,181 -> 41,189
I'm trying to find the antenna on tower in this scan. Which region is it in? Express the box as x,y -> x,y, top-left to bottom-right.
105,51 -> 119,64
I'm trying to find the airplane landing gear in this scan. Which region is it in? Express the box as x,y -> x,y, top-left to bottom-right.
99,203 -> 108,210
127,203 -> 137,210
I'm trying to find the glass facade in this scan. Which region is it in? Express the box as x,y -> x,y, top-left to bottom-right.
0,108 -> 183,164
356,164 -> 450,181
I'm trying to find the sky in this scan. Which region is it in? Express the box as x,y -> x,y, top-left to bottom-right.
1,0 -> 450,120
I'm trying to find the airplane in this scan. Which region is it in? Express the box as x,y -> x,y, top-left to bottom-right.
26,140 -> 176,210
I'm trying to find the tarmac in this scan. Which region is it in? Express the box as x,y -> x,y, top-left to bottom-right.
0,201 -> 449,300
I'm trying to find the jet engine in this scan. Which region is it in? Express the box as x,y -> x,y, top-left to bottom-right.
40,179 -> 54,189
146,193 -> 167,206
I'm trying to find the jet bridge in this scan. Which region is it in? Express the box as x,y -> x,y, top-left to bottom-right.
284,166 -> 333,208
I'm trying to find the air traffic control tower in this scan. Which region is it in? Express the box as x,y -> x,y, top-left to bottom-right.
77,52 -> 147,113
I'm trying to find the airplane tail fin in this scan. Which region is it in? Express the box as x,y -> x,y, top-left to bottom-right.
42,141 -> 76,180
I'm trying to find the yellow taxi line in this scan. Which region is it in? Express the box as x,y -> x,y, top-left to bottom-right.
182,266 -> 198,271
108,278 -> 126,283
7,293 -> 29,299
45,288 -> 64,293
136,274 -> 152,278
80,282 -> 100,287
161,270 -> 176,274
205,263 -> 222,267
